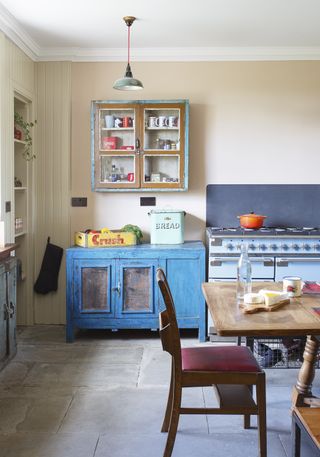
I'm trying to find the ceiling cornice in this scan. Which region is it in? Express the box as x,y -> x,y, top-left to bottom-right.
0,2 -> 39,60
37,46 -> 320,62
1,4 -> 320,62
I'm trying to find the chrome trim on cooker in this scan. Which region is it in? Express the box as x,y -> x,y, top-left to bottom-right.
277,257 -> 320,267
210,257 -> 274,267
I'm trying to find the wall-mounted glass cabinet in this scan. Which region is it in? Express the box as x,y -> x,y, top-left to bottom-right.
91,100 -> 189,191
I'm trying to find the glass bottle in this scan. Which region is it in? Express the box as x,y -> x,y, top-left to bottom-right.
236,243 -> 252,302
111,164 -> 119,182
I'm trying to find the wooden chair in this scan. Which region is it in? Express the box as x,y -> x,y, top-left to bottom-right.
157,267 -> 267,457
292,406 -> 320,456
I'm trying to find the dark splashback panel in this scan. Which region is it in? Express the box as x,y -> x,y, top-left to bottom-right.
206,184 -> 320,228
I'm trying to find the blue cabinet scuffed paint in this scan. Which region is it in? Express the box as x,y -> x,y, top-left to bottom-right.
66,241 -> 206,342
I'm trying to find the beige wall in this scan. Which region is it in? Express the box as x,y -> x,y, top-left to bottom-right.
71,61 -> 320,242
34,62 -> 71,324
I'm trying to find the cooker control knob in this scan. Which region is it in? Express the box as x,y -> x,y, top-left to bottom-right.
314,244 -> 320,251
303,244 -> 311,251
259,244 -> 267,251
292,244 -> 300,251
270,244 -> 278,251
249,244 -> 256,251
281,244 -> 289,251
226,243 -> 234,251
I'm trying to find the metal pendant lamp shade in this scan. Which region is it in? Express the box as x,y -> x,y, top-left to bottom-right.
113,16 -> 143,91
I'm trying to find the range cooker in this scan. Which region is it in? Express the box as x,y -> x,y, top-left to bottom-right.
207,226 -> 320,283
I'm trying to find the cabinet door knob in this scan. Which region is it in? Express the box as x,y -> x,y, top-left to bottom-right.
112,282 -> 121,296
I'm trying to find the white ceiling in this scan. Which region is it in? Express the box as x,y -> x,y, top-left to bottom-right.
1,0 -> 320,61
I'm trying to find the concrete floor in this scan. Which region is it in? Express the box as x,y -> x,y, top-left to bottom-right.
0,326 -> 319,457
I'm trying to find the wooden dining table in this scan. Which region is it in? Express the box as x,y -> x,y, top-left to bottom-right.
202,281 -> 320,408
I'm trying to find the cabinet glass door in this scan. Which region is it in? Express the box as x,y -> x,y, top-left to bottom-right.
117,259 -> 158,317
93,103 -> 140,190
141,103 -> 185,189
74,259 -> 114,316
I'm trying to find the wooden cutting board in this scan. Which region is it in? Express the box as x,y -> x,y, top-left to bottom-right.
240,299 -> 291,314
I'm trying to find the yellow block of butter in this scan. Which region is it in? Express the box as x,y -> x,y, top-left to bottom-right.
258,289 -> 289,307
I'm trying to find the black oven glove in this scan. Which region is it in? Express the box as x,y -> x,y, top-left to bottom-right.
34,237 -> 63,294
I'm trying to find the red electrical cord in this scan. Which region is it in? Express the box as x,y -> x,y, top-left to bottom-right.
127,25 -> 130,65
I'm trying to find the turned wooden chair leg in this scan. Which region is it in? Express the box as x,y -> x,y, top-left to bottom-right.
162,362 -> 174,432
163,382 -> 182,457
257,375 -> 267,457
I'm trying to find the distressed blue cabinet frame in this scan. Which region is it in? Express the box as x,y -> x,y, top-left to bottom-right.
66,241 -> 205,342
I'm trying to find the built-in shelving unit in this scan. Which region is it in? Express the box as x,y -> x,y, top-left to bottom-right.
13,93 -> 34,324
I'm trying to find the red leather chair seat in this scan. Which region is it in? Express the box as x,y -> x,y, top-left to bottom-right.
181,346 -> 262,372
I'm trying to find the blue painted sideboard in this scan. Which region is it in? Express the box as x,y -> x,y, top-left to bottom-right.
66,241 -> 206,342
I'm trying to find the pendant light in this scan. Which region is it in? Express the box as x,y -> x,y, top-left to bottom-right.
113,16 -> 143,91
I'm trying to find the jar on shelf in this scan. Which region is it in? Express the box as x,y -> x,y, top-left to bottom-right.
164,140 -> 171,150
156,138 -> 165,149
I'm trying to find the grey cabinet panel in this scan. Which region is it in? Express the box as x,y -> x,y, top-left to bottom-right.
0,257 -> 17,371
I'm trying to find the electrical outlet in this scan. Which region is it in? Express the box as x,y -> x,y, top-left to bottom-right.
140,197 -> 156,206
71,197 -> 87,207
5,201 -> 11,212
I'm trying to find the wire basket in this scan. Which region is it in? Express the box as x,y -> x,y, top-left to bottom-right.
253,337 -> 320,369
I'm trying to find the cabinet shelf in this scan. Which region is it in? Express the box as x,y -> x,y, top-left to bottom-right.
145,127 -> 179,131
15,231 -> 27,238
14,187 -> 27,191
99,149 -> 135,153
101,127 -> 134,131
14,139 -> 27,145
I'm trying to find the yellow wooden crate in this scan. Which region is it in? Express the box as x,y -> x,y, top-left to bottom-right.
75,228 -> 137,248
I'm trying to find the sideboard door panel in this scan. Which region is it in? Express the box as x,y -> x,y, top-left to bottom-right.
117,259 -> 158,318
74,259 -> 114,316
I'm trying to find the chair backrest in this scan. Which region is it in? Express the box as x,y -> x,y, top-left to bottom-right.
157,268 -> 182,364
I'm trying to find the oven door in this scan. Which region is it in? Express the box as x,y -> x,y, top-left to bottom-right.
275,257 -> 320,282
208,256 -> 275,280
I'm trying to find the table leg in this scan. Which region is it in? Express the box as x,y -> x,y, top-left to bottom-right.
292,335 -> 319,407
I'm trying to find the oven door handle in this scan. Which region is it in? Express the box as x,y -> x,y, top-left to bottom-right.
210,257 -> 274,267
277,257 -> 320,267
